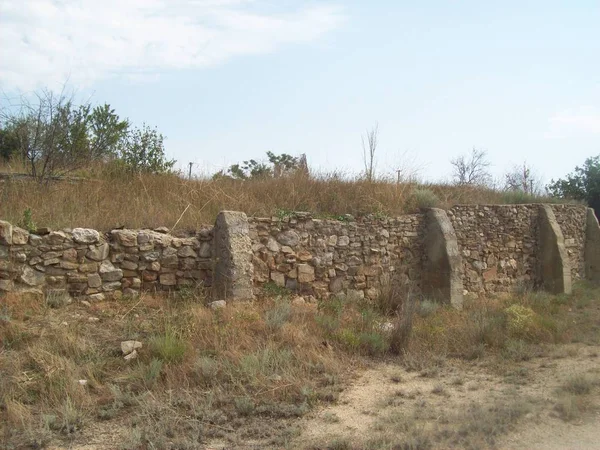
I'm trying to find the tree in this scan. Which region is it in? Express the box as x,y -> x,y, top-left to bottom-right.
362,123 -> 378,182
223,152 -> 300,180
450,148 -> 491,185
0,125 -> 19,161
504,162 -> 542,195
548,156 -> 600,217
118,124 -> 175,174
1,90 -> 128,181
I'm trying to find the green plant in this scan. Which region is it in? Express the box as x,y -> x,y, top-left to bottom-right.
19,208 -> 36,232
413,188 -> 440,208
149,329 -> 186,363
234,396 -> 255,416
265,301 -> 292,331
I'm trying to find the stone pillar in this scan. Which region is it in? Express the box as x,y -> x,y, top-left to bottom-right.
213,211 -> 254,301
584,207 -> 600,282
422,208 -> 463,308
538,205 -> 572,294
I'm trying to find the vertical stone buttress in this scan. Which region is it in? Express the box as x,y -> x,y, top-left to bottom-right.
422,208 -> 463,308
213,211 -> 254,300
538,205 -> 572,294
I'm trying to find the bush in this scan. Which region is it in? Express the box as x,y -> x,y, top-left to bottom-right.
413,188 -> 440,208
149,329 -> 186,363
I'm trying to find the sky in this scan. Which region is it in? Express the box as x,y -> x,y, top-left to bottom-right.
1,0 -> 599,185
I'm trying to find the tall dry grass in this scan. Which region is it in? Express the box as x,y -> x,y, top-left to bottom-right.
0,164 -> 561,231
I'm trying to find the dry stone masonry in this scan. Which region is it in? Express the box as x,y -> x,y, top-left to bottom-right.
248,212 -> 424,301
0,221 -> 213,300
1,203 -> 599,305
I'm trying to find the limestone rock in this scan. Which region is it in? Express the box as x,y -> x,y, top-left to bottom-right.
297,264 -> 315,283
209,300 -> 226,310
276,230 -> 300,247
86,243 -> 109,261
0,220 -> 12,245
124,349 -> 138,361
99,260 -> 123,282
21,266 -> 45,286
177,246 -> 197,258
12,227 -> 29,245
72,228 -> 100,244
159,273 -> 177,286
111,229 -> 137,247
121,340 -> 143,355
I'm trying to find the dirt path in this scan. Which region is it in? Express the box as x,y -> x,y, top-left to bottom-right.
297,344 -> 600,449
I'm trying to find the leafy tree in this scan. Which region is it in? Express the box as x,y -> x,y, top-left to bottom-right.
1,90 -> 129,181
1,89 -> 174,180
548,156 -> 600,217
118,124 -> 175,174
0,126 -> 19,161
223,152 -> 299,180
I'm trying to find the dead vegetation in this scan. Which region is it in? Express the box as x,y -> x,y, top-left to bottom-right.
0,161 -> 566,231
1,280 -> 599,449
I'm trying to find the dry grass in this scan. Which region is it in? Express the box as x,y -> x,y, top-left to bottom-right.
0,285 -> 402,449
2,279 -> 599,448
0,163 -> 564,230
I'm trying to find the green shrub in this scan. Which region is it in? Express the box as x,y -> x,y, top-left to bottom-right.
413,188 -> 440,208
265,302 -> 292,331
149,329 -> 186,363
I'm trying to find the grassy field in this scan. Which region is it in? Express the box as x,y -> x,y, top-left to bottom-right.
0,163 -> 566,231
1,281 -> 599,449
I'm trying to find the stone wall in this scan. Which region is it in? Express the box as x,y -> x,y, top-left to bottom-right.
0,221 -> 213,299
248,213 -> 424,300
1,203 -> 596,303
447,205 -> 539,294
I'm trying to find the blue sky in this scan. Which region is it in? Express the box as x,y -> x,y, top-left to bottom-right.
1,1 -> 599,185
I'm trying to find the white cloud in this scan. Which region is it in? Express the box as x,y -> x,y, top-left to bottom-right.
547,107 -> 600,138
0,0 -> 344,91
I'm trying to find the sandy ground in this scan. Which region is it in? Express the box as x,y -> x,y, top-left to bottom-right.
43,343 -> 600,449
297,344 -> 600,450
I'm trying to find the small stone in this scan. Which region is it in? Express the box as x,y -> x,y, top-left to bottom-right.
276,230 -> 300,247
121,340 -> 143,355
266,238 -> 280,252
78,379 -> 88,386
61,321 -> 68,326
88,317 -> 100,322
21,266 -> 45,286
198,242 -> 212,258
337,236 -> 350,247
291,296 -> 305,306
154,226 -> 169,234
270,271 -> 286,287
177,246 -> 197,258
86,243 -> 109,261
124,349 -> 138,361
80,300 -> 91,307
159,273 -> 177,286
88,293 -> 105,302
209,300 -> 226,310
111,229 -> 138,247
297,264 -> 315,283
